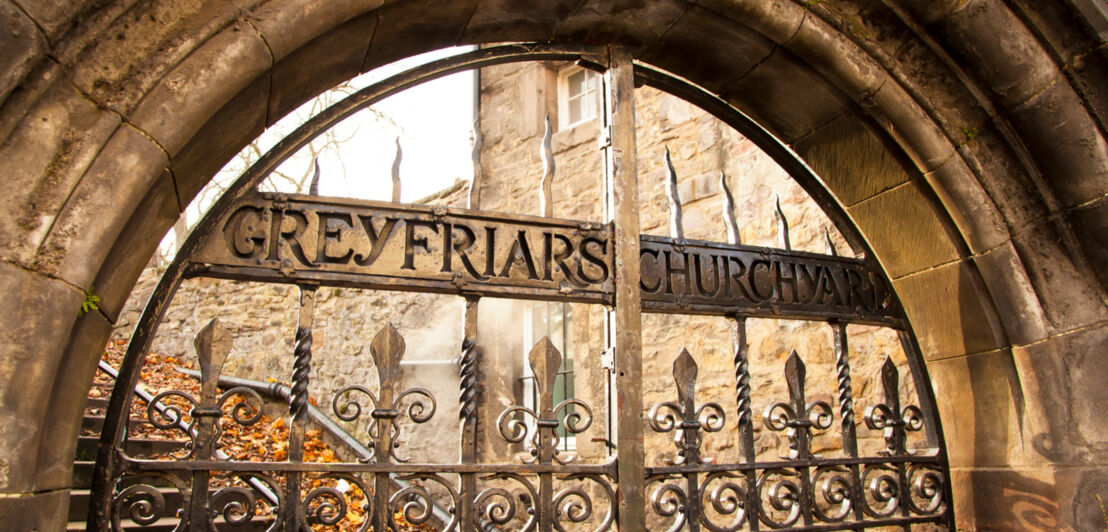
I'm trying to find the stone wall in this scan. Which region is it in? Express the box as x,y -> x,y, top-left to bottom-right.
114,62 -> 928,470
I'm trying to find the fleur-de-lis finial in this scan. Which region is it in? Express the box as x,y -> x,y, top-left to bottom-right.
371,323 -> 406,390
664,147 -> 684,239
391,137 -> 403,203
195,318 -> 232,400
540,114 -> 554,217
649,348 -> 725,466
764,350 -> 833,460
775,195 -> 791,251
865,356 -> 924,456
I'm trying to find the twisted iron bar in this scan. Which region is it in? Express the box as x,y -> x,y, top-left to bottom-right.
290,323 -> 313,423
832,324 -> 855,436
731,322 -> 752,429
458,336 -> 478,422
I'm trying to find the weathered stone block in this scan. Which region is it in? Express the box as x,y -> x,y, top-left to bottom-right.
266,12 -> 376,123
1007,75 -> 1108,209
34,310 -> 111,491
32,125 -> 168,288
172,75 -> 268,206
363,0 -> 478,70
891,36 -> 991,144
793,113 -> 910,207
785,9 -> 887,103
893,261 -> 1003,360
251,0 -> 383,61
0,80 -> 120,268
11,0 -> 85,42
0,1 -> 46,106
0,263 -> 82,492
462,0 -> 578,43
693,0 -> 804,44
1010,217 -> 1107,332
971,242 -> 1050,346
955,124 -> 1049,230
927,348 -> 1023,468
923,154 -> 1009,253
553,0 -> 686,53
949,466 -> 1062,531
641,5 -> 774,94
932,0 -> 1059,109
1070,197 -> 1108,292
722,48 -> 851,144
0,489 -> 68,529
128,21 -> 272,155
862,78 -> 955,172
67,0 -> 262,114
92,175 -> 180,322
848,181 -> 961,279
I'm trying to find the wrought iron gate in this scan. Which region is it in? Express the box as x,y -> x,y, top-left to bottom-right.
90,44 -> 953,530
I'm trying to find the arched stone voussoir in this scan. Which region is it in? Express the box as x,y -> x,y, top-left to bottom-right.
126,20 -> 272,157
31,124 -> 169,289
0,79 -> 121,270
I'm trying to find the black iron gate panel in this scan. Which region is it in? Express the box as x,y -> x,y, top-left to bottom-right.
89,44 -> 952,531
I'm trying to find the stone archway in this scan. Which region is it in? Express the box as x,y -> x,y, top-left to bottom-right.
0,0 -> 1104,529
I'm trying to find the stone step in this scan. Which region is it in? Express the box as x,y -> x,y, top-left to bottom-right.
66,515 -> 274,531
76,437 -> 187,460
85,397 -> 109,410
81,415 -> 151,433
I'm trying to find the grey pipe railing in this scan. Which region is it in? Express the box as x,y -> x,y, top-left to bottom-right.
97,360 -> 281,507
175,367 -> 469,530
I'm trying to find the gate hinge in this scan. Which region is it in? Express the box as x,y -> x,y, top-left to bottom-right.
600,347 -> 615,370
597,126 -> 612,150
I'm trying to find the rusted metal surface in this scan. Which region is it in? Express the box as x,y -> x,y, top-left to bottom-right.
603,45 -> 647,530
89,43 -> 951,531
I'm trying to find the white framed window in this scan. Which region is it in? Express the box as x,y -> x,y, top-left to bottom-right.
520,301 -> 576,452
557,66 -> 600,130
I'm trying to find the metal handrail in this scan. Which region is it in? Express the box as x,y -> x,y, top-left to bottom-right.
174,367 -> 464,530
96,360 -> 281,507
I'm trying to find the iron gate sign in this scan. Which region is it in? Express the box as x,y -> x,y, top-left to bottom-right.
195,192 -> 901,325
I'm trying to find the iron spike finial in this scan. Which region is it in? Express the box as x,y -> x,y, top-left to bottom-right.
664,147 -> 684,239
194,318 -> 232,398
469,121 -> 483,210
540,113 -> 554,217
370,323 -> 406,389
391,137 -> 403,203
720,171 -> 740,245
775,195 -> 791,251
308,158 -> 321,196
824,228 -> 838,256
673,348 -> 698,409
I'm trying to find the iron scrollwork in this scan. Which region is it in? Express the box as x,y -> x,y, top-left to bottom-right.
497,337 -> 593,465
763,351 -> 834,461
331,324 -> 438,462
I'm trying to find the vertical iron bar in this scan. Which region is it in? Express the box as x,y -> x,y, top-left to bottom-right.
664,147 -> 684,240
897,330 -> 955,529
458,296 -> 480,532
285,285 -> 316,531
832,322 -> 865,524
729,316 -> 759,530
189,319 -> 232,529
369,325 -> 405,532
603,45 -> 646,531
540,114 -> 555,217
392,137 -> 403,203
722,176 -> 758,529
784,353 -> 815,527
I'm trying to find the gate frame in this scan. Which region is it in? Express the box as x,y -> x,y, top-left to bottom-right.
89,43 -> 953,531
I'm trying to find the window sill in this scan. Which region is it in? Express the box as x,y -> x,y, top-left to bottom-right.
552,118 -> 600,153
